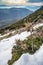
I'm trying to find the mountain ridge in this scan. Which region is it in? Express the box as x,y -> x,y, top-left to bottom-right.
0,7 -> 32,20
0,7 -> 32,28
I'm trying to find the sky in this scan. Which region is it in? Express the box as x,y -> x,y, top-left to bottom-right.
0,0 -> 43,6
0,0 -> 43,11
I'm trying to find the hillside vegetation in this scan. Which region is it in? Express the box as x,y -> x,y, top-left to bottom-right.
0,6 -> 43,34
8,28 -> 43,65
8,6 -> 43,65
5,6 -> 43,29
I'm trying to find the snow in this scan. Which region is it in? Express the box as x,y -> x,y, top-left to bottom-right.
13,45 -> 43,65
0,31 -> 31,65
33,23 -> 43,30
0,23 -> 43,65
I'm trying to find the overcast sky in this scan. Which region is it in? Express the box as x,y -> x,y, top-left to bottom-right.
0,0 -> 43,6
0,0 -> 43,12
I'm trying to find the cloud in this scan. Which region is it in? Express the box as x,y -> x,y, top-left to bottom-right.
2,0 -> 28,4
26,2 -> 43,6
0,0 -> 43,6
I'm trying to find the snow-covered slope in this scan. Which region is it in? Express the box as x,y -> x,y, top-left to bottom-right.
0,23 -> 43,65
0,31 -> 31,65
13,45 -> 43,65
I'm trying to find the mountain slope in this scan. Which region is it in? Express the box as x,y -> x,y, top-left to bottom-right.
6,6 -> 43,30
0,8 -> 32,21
0,6 -> 43,33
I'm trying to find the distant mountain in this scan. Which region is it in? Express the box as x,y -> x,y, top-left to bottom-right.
0,5 -> 7,7
0,7 -> 32,27
0,8 -> 32,21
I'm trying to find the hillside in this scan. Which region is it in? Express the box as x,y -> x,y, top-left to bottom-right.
5,6 -> 43,29
8,6 -> 43,65
0,6 -> 43,34
0,6 -> 43,65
